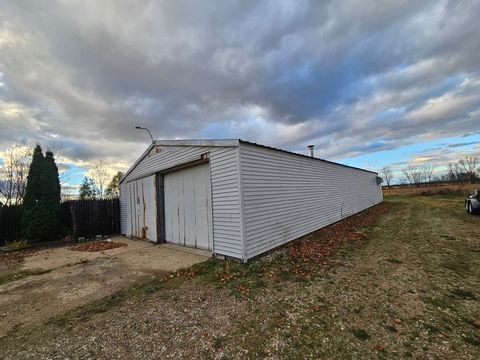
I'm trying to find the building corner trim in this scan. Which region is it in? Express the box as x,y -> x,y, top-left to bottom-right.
236,144 -> 247,262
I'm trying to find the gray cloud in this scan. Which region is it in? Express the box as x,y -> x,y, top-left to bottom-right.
1,0 -> 480,171
447,141 -> 480,148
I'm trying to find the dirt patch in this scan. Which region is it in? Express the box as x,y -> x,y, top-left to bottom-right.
0,241 -> 73,275
0,248 -> 47,281
0,256 -> 140,338
70,241 -> 127,252
0,248 -> 42,265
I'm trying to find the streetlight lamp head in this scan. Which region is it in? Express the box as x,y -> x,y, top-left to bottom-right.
134,126 -> 154,143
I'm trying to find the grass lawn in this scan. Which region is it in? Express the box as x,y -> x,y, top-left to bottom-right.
1,195 -> 479,359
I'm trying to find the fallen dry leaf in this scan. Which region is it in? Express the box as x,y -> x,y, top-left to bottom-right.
69,241 -> 127,252
287,204 -> 389,262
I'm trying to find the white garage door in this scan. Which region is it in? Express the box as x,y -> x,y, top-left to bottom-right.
164,162 -> 213,251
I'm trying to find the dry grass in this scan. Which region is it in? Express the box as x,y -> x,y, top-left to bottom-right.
383,182 -> 478,196
1,196 -> 479,359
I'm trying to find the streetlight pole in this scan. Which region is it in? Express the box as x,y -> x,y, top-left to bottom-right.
135,126 -> 154,143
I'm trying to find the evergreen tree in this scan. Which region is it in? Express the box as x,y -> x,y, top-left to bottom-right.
22,145 -> 44,209
43,151 -> 61,203
79,177 -> 97,199
22,146 -> 63,242
22,145 -> 48,241
42,151 -> 62,239
105,172 -> 123,198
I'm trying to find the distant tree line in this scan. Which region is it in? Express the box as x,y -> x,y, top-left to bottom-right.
79,171 -> 122,199
380,156 -> 480,187
401,163 -> 435,186
446,157 -> 480,184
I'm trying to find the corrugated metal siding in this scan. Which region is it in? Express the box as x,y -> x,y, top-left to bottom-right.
121,145 -> 243,259
240,142 -> 383,260
120,182 -> 129,234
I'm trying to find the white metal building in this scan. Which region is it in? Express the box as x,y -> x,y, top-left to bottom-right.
119,139 -> 383,261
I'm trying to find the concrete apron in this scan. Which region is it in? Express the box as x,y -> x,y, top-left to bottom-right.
22,236 -> 211,273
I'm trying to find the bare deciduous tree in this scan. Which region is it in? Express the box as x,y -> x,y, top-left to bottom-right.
402,165 -> 423,186
0,145 -> 32,205
447,163 -> 459,182
402,167 -> 412,185
411,166 -> 423,185
90,160 -> 110,197
459,156 -> 479,183
422,164 -> 435,184
380,166 -> 393,187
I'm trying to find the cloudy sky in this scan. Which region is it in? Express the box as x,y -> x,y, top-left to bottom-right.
1,0 -> 480,190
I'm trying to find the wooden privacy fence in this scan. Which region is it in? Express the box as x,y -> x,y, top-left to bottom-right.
0,204 -> 22,244
0,199 -> 121,244
64,199 -> 121,241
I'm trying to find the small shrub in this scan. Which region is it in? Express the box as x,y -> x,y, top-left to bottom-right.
246,260 -> 262,275
351,328 -> 371,341
6,239 -> 29,250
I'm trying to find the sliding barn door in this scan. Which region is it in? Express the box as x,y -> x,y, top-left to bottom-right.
164,163 -> 212,250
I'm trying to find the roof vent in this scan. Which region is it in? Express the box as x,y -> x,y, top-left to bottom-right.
307,145 -> 314,157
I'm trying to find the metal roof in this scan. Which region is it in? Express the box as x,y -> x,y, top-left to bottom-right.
119,138 -> 377,184
238,140 -> 378,175
154,139 -> 239,147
